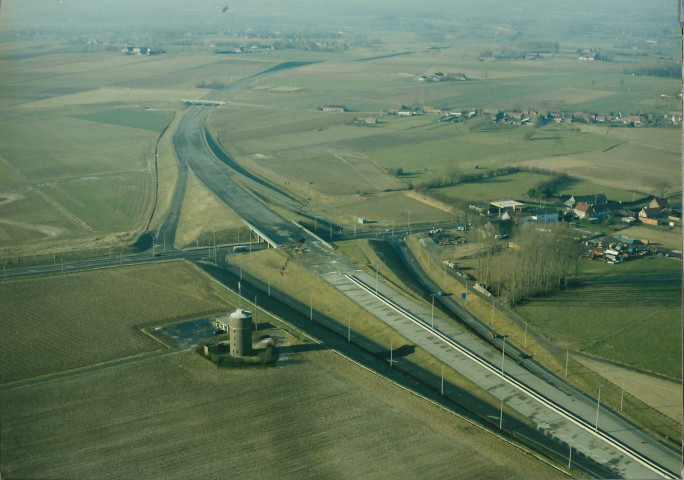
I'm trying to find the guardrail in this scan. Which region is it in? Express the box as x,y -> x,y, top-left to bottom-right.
345,273 -> 678,480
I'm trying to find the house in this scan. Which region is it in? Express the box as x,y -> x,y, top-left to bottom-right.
593,204 -> 612,219
397,109 -> 414,116
322,105 -> 346,112
627,115 -> 643,126
422,106 -> 444,114
649,197 -> 668,209
531,209 -> 559,223
573,202 -> 593,219
639,207 -> 663,219
564,194 -> 607,208
446,73 -> 468,81
501,210 -> 532,222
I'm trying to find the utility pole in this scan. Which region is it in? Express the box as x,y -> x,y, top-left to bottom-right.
565,349 -> 569,378
524,321 -> 528,349
254,296 -> 258,331
238,281 -> 242,309
268,275 -> 271,296
347,313 -> 351,342
310,295 -> 313,321
568,436 -> 573,470
443,263 -> 447,289
620,378 -> 625,410
499,396 -> 503,430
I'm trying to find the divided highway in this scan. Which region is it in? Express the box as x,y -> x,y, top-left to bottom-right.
155,63 -> 683,479
5,63 -> 679,479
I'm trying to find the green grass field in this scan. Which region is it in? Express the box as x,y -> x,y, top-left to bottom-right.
43,172 -> 153,233
516,256 -> 682,379
73,108 -> 174,132
0,261 -> 231,383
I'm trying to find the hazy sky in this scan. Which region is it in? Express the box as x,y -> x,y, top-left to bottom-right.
0,0 -> 678,40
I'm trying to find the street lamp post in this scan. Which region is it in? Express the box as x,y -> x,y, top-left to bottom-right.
595,385 -> 604,431
431,294 -> 435,329
501,335 -> 508,374
524,321 -> 528,349
347,312 -> 352,342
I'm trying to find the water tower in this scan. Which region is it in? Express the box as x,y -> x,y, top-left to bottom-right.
229,308 -> 253,357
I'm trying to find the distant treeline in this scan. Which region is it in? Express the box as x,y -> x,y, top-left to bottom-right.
195,80 -> 228,89
624,63 -> 681,78
409,165 -> 570,193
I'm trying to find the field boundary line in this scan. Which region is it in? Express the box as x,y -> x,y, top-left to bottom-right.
0,348 -> 175,392
34,189 -> 94,233
191,262 -> 571,478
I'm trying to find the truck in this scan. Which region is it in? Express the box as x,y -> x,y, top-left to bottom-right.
233,245 -> 247,252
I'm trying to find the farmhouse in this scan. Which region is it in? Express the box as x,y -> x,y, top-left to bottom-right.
122,46 -> 161,55
639,207 -> 663,219
573,202 -> 593,219
649,197 -> 669,209
564,194 -> 607,208
322,105 -> 346,112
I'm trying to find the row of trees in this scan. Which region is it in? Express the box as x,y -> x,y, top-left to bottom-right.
498,224 -> 581,306
624,63 -> 681,79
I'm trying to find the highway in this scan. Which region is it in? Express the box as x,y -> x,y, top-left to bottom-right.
4,62 -> 680,478
391,238 -> 681,478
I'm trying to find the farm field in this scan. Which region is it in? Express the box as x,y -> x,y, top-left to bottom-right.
574,355 -> 682,424
0,48 -> 275,255
515,256 -> 682,380
0,261 -> 230,383
0,348 -> 562,480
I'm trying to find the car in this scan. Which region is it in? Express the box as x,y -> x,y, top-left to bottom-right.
519,353 -> 532,359
435,290 -> 444,296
